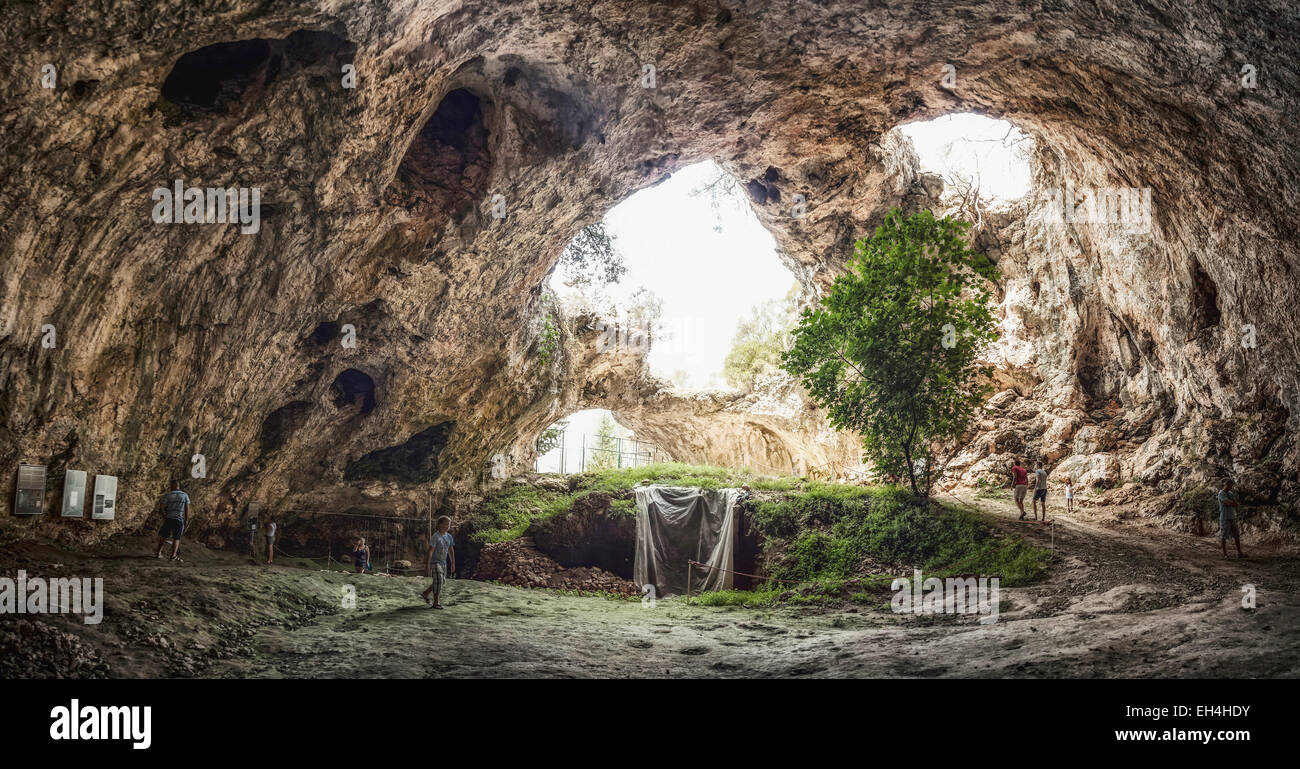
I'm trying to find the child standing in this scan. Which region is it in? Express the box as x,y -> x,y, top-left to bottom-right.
421,516 -> 456,609
1064,476 -> 1074,515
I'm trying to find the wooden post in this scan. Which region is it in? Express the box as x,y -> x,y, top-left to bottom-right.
685,562 -> 692,605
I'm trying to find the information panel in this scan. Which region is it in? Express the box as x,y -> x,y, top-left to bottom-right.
92,475 -> 118,520
14,464 -> 46,516
62,469 -> 88,517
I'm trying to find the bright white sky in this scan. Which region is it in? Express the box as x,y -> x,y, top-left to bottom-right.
551,160 -> 795,391
897,112 -> 1032,203
539,115 -> 1030,469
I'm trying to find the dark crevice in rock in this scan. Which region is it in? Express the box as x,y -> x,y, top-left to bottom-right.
260,401 -> 311,455
527,492 -> 635,579
1190,261 -> 1221,331
331,368 -> 376,414
343,422 -> 454,484
385,88 -> 492,222
307,320 -> 340,346
160,30 -> 354,121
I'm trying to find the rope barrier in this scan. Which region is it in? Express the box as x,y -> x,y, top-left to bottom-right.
685,560 -> 813,585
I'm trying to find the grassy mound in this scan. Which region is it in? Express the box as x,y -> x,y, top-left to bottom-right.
467,463 -> 800,544
467,463 -> 1048,600
750,484 -> 1047,587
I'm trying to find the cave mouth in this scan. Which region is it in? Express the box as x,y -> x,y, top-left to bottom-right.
897,112 -> 1034,205
384,88 -> 492,220
161,29 -> 353,118
534,409 -> 660,475
549,160 -> 800,392
332,368 -> 376,414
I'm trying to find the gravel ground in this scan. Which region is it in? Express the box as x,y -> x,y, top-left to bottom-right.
2,498 -> 1297,678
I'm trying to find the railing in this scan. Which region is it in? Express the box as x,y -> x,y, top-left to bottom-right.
534,429 -> 666,474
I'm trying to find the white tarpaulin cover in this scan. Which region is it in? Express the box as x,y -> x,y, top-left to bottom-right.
634,485 -> 741,597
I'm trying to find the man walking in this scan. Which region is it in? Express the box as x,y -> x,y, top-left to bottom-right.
1010,459 -> 1030,520
421,516 -> 456,609
1032,460 -> 1050,521
154,480 -> 191,561
1218,479 -> 1245,558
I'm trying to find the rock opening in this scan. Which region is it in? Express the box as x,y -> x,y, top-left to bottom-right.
331,368 -> 376,414
385,88 -> 491,221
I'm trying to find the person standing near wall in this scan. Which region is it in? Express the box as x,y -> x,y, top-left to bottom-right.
264,516 -> 278,565
1218,479 -> 1245,559
1032,460 -> 1050,522
154,480 -> 191,562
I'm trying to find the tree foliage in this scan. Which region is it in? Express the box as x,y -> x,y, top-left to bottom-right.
556,222 -> 626,288
536,420 -> 568,455
781,209 -> 1000,501
588,413 -> 620,470
723,284 -> 800,390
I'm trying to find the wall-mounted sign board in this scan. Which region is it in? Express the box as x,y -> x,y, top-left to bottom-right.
62,469 -> 88,517
15,464 -> 46,516
92,475 -> 118,520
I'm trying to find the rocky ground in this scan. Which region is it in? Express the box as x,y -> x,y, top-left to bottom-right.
1,497 -> 1296,678
473,537 -> 638,597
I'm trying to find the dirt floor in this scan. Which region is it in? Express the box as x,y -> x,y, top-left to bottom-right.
1,496 -> 1297,678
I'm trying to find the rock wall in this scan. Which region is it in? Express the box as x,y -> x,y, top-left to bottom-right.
2,1 -> 1297,543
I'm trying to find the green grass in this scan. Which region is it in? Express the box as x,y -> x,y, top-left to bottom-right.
691,587 -> 785,607
468,462 -> 804,546
468,462 -> 1049,598
751,485 -> 1048,587
473,485 -> 576,543
567,462 -> 804,493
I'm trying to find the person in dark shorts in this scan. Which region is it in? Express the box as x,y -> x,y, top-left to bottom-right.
351,537 -> 370,573
1031,460 -> 1049,521
154,480 -> 191,561
246,510 -> 259,559
1218,479 -> 1244,558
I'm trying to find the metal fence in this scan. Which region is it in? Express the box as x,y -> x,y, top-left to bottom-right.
534,428 -> 666,474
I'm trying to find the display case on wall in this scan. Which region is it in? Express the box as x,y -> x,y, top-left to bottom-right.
62,469 -> 88,517
14,463 -> 46,516
92,475 -> 118,520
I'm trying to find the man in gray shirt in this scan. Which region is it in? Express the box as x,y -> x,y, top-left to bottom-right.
154,480 -> 191,561
1218,479 -> 1244,558
1031,460 -> 1050,522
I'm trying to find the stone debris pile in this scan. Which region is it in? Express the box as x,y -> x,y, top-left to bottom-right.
475,538 -> 638,597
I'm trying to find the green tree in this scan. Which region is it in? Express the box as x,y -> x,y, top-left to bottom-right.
536,420 -> 568,455
588,413 -> 620,470
723,284 -> 800,390
781,209 -> 999,501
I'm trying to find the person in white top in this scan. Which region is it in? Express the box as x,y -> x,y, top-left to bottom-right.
1063,476 -> 1074,514
265,517 -> 278,564
1031,460 -> 1050,521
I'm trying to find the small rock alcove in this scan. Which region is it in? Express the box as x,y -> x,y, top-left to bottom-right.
160,30 -> 353,119
385,88 -> 492,221
331,369 -> 376,414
